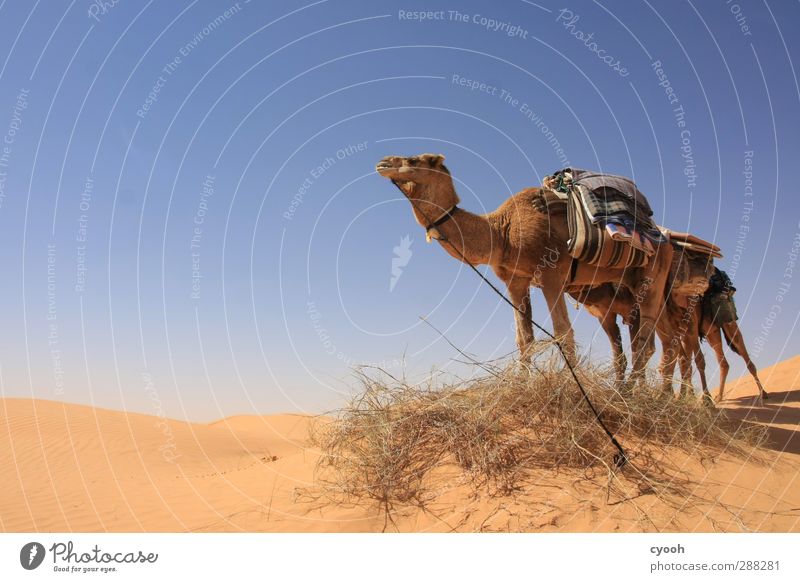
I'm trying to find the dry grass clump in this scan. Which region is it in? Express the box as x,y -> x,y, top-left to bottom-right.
310,342 -> 766,515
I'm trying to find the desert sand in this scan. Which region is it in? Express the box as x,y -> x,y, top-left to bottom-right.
2,355 -> 800,532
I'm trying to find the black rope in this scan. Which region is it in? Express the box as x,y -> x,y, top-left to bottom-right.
391,179 -> 628,468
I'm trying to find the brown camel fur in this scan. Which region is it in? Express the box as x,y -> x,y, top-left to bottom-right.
666,296 -> 767,404
566,283 -> 681,390
376,153 -> 677,385
569,285 -> 709,398
565,284 -> 640,384
571,283 -> 767,404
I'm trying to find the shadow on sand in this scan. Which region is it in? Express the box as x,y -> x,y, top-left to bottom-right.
722,386 -> 800,455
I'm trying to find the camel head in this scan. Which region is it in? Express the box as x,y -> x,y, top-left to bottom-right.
375,153 -> 460,226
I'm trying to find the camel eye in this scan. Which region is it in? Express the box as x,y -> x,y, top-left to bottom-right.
407,157 -> 418,165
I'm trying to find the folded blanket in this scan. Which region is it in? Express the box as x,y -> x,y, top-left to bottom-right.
547,168 -> 654,218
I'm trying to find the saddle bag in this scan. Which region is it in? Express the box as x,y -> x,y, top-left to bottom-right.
704,292 -> 738,325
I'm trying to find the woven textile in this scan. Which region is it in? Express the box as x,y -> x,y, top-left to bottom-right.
702,268 -> 738,325
548,168 -> 655,218
570,169 -> 654,218
704,293 -> 738,325
565,185 -> 652,268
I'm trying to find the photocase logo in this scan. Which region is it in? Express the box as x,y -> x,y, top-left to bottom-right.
390,235 -> 413,291
20,542 -> 45,570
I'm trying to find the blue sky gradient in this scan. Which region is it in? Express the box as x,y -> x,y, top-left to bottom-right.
0,0 -> 797,420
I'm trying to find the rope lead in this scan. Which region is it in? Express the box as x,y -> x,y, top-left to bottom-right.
390,179 -> 628,469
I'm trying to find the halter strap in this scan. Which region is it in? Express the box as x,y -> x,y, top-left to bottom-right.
390,179 -> 457,243
425,205 -> 457,242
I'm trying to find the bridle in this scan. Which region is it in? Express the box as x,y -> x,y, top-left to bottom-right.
390,178 -> 457,243
424,205 -> 458,243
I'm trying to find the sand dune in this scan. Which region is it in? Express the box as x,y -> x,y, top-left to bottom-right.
2,356 -> 800,532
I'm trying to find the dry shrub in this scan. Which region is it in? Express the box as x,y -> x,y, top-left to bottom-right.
310,341 -> 766,516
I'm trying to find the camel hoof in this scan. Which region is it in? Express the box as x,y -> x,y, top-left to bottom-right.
761,391 -> 769,401
701,392 -> 715,407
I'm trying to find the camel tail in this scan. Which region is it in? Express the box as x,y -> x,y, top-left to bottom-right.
721,324 -> 741,356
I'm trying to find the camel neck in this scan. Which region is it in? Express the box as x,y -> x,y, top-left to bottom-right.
400,180 -> 495,266
431,207 -> 495,266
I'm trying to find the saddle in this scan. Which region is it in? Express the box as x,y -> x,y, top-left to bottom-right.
542,168 -> 665,269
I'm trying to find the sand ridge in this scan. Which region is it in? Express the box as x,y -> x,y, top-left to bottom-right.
2,356 -> 800,532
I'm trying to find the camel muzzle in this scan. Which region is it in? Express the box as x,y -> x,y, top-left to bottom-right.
375,156 -> 404,176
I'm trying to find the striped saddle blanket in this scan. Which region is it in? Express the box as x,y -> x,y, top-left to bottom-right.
543,168 -> 666,268
564,183 -> 662,269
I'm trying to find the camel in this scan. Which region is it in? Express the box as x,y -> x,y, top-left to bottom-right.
570,282 -> 768,404
658,296 -> 767,404
375,153 -> 679,385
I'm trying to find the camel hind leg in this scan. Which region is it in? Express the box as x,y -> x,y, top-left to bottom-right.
721,320 -> 768,404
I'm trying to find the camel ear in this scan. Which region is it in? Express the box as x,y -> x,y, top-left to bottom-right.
422,154 -> 445,167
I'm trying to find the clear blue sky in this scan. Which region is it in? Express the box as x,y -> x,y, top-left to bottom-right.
0,0 -> 797,421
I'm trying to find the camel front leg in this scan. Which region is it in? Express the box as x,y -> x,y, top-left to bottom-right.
706,326 -> 730,402
653,321 -> 678,395
677,340 -> 694,398
649,300 -> 687,396
695,346 -> 710,399
637,294 -> 675,392
599,314 -> 626,385
678,329 -> 702,399
629,242 -> 674,391
541,283 -> 576,364
505,276 -> 534,362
